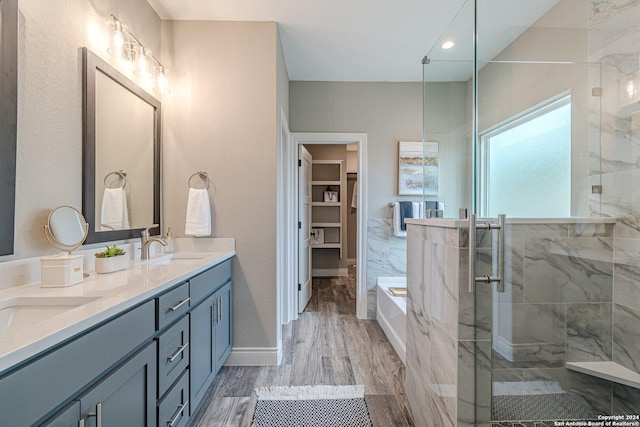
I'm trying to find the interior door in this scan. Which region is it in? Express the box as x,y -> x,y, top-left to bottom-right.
298,145 -> 312,313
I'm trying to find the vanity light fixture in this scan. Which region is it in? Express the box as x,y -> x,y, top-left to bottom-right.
106,15 -> 170,94
441,40 -> 455,50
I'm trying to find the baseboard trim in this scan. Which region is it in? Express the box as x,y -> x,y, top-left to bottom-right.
224,346 -> 282,366
312,268 -> 348,277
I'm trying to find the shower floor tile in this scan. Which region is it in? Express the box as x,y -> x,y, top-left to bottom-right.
492,393 -> 602,422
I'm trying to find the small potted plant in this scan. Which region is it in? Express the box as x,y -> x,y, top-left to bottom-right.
94,245 -> 129,274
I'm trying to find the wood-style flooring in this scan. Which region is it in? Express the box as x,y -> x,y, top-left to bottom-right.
191,270 -> 413,426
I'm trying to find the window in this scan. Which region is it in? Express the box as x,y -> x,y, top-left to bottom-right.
478,95 -> 571,218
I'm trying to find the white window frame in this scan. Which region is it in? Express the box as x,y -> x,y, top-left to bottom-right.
477,93 -> 572,217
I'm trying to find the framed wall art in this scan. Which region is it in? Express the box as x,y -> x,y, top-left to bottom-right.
398,141 -> 438,196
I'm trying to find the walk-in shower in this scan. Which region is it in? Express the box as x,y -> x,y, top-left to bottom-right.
406,0 -> 640,425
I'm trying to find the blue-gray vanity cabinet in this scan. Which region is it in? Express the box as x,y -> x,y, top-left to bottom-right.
157,315 -> 190,398
156,281 -> 190,330
78,341 -> 157,427
0,300 -> 155,427
41,402 -> 80,427
42,341 -> 157,427
214,281 -> 233,373
157,369 -> 189,427
190,261 -> 231,306
189,291 -> 216,414
189,279 -> 233,414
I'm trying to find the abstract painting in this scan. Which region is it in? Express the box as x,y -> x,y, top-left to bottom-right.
398,141 -> 438,195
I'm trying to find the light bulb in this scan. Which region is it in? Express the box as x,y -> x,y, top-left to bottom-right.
154,66 -> 170,95
626,79 -> 635,99
134,46 -> 153,79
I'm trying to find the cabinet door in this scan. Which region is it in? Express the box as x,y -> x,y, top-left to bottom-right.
214,281 -> 232,373
189,293 -> 216,414
40,401 -> 80,427
80,342 -> 157,427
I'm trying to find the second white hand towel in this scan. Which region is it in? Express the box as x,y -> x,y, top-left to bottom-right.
185,188 -> 211,237
101,187 -> 129,231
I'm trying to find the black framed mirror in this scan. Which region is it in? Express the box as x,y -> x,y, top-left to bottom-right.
0,0 -> 18,256
82,47 -> 161,244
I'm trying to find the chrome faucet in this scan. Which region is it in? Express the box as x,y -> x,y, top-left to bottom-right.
141,224 -> 168,260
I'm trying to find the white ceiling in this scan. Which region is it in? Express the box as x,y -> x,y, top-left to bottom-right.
146,0 -> 560,82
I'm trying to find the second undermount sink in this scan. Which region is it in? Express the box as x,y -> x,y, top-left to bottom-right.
0,296 -> 99,338
143,253 -> 216,265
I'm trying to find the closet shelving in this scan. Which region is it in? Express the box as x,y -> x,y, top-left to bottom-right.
311,160 -> 343,257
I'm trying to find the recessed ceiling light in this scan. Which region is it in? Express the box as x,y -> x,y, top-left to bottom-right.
441,40 -> 455,50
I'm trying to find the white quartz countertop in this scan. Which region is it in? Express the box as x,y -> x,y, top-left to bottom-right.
0,240 -> 235,375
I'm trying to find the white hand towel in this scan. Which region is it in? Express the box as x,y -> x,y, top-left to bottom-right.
101,188 -> 129,231
185,188 -> 211,237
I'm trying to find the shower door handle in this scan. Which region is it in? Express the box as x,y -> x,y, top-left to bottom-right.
468,214 -> 505,293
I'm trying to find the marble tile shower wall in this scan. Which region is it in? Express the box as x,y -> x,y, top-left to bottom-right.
486,223 -> 624,417
405,220 -> 639,427
367,219 -> 408,318
588,0 -> 640,404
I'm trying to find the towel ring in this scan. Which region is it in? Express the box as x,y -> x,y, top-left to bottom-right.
104,170 -> 127,189
188,171 -> 210,190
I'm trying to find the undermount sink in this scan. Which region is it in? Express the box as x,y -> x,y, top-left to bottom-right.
143,253 -> 215,265
171,253 -> 212,260
0,296 -> 98,338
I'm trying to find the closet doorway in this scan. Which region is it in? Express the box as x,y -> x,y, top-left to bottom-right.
289,133 -> 368,319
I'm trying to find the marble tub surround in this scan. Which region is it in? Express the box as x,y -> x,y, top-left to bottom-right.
367,219 -> 410,318
0,238 -> 235,373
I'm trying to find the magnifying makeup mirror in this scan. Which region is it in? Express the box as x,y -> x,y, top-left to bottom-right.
44,206 -> 89,252
41,206 -> 89,287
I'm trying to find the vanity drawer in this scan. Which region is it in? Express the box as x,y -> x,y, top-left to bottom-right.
157,315 -> 190,398
158,369 -> 190,427
0,300 -> 155,427
157,281 -> 190,330
190,260 -> 231,305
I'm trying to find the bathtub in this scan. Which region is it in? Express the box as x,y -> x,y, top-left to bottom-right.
376,277 -> 407,364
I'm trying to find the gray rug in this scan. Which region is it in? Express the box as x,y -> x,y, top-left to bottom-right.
251,385 -> 373,427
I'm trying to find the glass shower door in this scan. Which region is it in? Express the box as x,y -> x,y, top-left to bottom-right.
472,0 -> 617,426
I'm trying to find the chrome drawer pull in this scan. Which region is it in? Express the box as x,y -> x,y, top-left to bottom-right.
167,400 -> 189,427
87,403 -> 102,427
167,342 -> 189,363
169,297 -> 190,312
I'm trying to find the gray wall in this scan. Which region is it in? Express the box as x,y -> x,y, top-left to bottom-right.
477,0 -> 591,217
290,81 -> 468,316
0,0 -> 160,262
161,21 -> 284,352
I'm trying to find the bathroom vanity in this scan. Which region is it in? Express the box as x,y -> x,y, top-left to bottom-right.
0,241 -> 235,427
